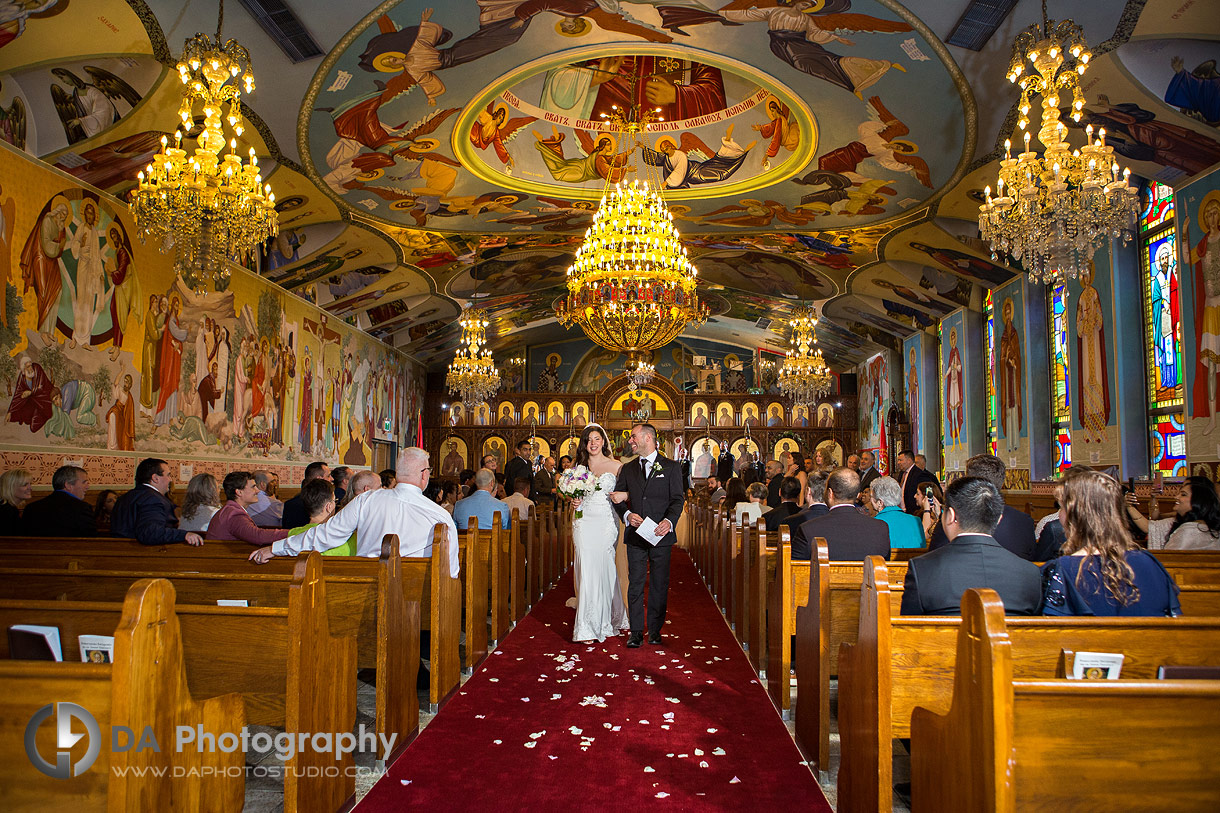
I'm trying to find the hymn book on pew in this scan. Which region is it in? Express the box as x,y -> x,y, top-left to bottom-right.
79,634 -> 115,663
8,624 -> 62,661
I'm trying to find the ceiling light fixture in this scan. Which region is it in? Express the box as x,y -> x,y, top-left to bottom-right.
777,306 -> 833,407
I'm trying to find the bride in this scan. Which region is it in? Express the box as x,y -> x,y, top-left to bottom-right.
570,423 -> 629,643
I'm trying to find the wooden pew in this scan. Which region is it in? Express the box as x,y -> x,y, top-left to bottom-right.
458,523 -> 494,672
837,557 -> 1220,813
0,578 -> 245,812
911,588 -> 1220,813
0,530 -> 461,711
1,553 -> 360,812
742,520 -> 770,674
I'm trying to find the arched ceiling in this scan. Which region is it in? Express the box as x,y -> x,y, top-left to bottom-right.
3,0 -> 1218,370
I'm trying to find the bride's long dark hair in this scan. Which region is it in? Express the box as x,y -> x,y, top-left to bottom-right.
575,424 -> 614,469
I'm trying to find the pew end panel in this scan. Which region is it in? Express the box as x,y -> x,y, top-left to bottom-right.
793,539 -> 829,770
375,535 -> 420,764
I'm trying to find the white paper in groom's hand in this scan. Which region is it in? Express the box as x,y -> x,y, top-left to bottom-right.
637,517 -> 661,545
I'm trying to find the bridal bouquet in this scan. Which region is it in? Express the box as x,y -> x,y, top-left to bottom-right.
557,465 -> 600,519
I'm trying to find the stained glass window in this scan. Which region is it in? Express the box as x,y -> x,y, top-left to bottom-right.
1139,181 -> 1184,477
984,290 -> 998,455
1049,284 -> 1072,474
1140,181 -> 1175,233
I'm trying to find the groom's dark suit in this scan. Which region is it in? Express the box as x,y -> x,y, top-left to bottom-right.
613,453 -> 685,635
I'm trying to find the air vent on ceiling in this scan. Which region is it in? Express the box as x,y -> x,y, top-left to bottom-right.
237,0 -> 323,63
945,0 -> 1018,51
754,316 -> 772,330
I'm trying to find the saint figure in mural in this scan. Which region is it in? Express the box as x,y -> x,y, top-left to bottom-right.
299,351 -> 314,452
1185,192 -> 1220,434
743,404 -> 759,427
19,195 -> 69,341
572,403 -> 587,426
767,405 -> 782,426
105,373 -> 135,451
499,404 -> 514,425
442,440 -> 464,478
153,296 -> 186,427
197,361 -> 222,423
692,405 -> 708,427
66,198 -> 104,348
906,347 -> 919,454
102,224 -> 139,359
1151,241 -> 1179,390
139,294 -> 164,412
998,297 -> 1023,453
692,440 -> 714,479
944,326 -> 964,452
1076,260 -> 1111,444
6,355 -> 54,433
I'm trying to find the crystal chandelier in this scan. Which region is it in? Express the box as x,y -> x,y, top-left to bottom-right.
625,351 -> 656,389
978,0 -> 1137,283
133,0 -> 277,293
557,102 -> 707,355
446,308 -> 501,409
777,306 -> 833,407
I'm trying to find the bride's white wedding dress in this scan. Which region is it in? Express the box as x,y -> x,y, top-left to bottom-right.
572,472 -> 629,642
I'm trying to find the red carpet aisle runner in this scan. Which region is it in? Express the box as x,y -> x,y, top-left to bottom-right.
357,550 -> 831,811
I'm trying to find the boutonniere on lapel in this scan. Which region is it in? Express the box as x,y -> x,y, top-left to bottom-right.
651,462 -> 664,475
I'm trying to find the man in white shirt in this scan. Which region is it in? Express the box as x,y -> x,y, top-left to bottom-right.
503,475 -> 535,523
248,447 -> 460,577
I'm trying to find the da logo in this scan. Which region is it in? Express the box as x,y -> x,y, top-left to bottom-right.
25,702 -> 101,779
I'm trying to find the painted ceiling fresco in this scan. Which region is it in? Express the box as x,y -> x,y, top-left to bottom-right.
2,0 -> 1219,368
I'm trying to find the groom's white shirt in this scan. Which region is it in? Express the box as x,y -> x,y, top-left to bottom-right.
638,450 -> 658,471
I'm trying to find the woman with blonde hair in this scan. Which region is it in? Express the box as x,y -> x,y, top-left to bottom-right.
1041,469 -> 1180,616
0,468 -> 33,534
178,473 -> 221,533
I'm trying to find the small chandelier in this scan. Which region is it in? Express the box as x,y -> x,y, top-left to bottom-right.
978,0 -> 1137,283
625,351 -> 656,390
133,0 -> 276,293
446,308 -> 500,409
557,101 -> 707,354
777,306 -> 833,407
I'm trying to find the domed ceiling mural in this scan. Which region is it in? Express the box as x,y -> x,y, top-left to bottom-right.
3,0 -> 1218,368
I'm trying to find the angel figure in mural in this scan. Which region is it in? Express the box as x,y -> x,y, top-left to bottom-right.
493,197 -> 595,230
0,1 -> 64,50
753,96 -> 800,170
641,127 -> 755,190
1076,260 -> 1111,444
944,326 -> 964,452
19,195 -> 69,342
1182,192 -> 1220,434
533,126 -> 633,184
701,198 -> 818,228
324,107 -> 461,197
719,0 -> 910,98
0,82 -> 25,151
469,102 -> 535,171
816,95 -> 931,187
49,66 -> 140,145
998,297 -> 1023,453
1150,241 -> 1179,390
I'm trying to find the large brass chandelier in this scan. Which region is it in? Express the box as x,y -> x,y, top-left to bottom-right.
446,308 -> 500,408
978,0 -> 1137,283
557,101 -> 706,358
133,0 -> 277,293
777,306 -> 833,407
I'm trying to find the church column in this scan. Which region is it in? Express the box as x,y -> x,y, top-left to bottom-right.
903,330 -> 941,473
1110,238 -> 1151,479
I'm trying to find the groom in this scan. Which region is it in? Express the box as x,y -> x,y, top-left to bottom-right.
613,423 -> 686,647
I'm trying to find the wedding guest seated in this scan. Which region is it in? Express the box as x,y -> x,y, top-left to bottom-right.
340,470 -> 380,509
0,468 -> 32,534
94,489 -> 118,534
247,470 -> 284,526
1043,468 -> 1182,616
705,476 -> 726,505
249,447 -> 461,579
111,458 -> 203,546
423,481 -> 445,505
439,480 -> 458,514
503,476 -> 535,521
798,468 -> 890,562
901,476 -> 1040,616
869,475 -> 924,548
379,468 -> 397,489
764,459 -> 784,508
21,465 -> 96,537
206,471 -> 291,545
177,473 -> 221,533
454,468 -> 512,530
724,478 -> 747,519
1125,475 -> 1220,551
284,479 -> 353,557
281,461 -> 329,529
928,454 -> 1035,558
765,476 -> 802,532
458,469 -> 475,498
331,466 -> 351,505
782,472 -> 829,555
735,482 -> 770,526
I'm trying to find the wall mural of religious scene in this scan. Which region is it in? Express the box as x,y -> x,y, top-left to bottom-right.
856,350 -> 889,470
1064,248 -> 1121,467
1177,165 -> 1220,467
939,309 -> 970,475
989,277 -> 1029,475
0,143 -> 424,483
902,330 -> 939,472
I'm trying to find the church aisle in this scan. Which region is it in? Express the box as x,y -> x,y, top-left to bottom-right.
357,550 -> 831,810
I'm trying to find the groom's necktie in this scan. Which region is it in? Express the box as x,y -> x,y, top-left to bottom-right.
641,457 -> 649,479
